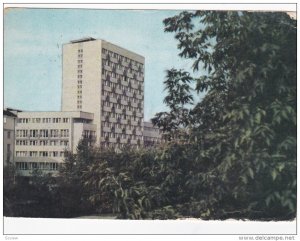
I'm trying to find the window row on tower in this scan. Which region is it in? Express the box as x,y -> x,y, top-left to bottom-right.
102,48 -> 144,73
77,48 -> 83,109
102,98 -> 143,114
103,69 -> 143,88
102,89 -> 143,106
100,132 -> 143,148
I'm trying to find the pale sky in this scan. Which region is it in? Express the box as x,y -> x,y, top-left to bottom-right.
4,8 -> 198,121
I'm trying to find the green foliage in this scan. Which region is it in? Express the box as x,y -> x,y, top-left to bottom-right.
57,138 -> 96,217
3,164 -> 63,218
152,69 -> 194,140
154,10 -> 296,220
81,142 -> 228,219
3,164 -> 17,216
4,138 -> 96,218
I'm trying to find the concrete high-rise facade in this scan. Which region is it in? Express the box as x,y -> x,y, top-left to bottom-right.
62,37 -> 145,148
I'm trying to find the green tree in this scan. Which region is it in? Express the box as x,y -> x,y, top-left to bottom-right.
3,163 -> 17,216
4,165 -> 62,218
154,11 -> 296,219
152,69 -> 194,141
83,145 -> 194,219
57,138 -> 95,217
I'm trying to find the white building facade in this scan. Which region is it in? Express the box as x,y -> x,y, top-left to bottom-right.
143,121 -> 162,146
4,108 -> 18,166
14,111 -> 96,176
62,37 -> 145,149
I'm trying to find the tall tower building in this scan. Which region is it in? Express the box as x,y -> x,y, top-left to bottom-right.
62,37 -> 145,148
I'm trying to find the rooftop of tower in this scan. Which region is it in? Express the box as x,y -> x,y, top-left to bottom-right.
70,37 -> 96,43
65,37 -> 145,62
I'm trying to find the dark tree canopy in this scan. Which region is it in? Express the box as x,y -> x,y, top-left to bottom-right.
152,11 -> 296,219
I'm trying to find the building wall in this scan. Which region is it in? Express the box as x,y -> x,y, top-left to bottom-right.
81,40 -> 102,144
100,41 -> 145,148
61,43 -> 79,111
62,39 -> 102,144
14,111 -> 96,176
72,122 -> 97,151
143,121 -> 162,146
62,38 -> 145,148
4,114 -> 16,166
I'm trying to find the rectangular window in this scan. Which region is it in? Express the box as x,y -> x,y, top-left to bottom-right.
53,118 -> 61,123
29,130 -> 38,138
29,140 -> 37,146
49,163 -> 58,171
61,129 -> 69,138
7,131 -> 11,139
16,162 -> 28,170
50,129 -> 59,137
39,151 -> 48,157
63,118 -> 70,123
16,151 -> 27,157
29,151 -> 38,157
40,129 -> 49,138
40,140 -> 48,146
50,151 -> 58,157
43,118 -> 51,123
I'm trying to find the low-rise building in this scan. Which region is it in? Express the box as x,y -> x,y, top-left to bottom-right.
143,121 -> 162,146
4,108 -> 19,166
14,111 -> 96,176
